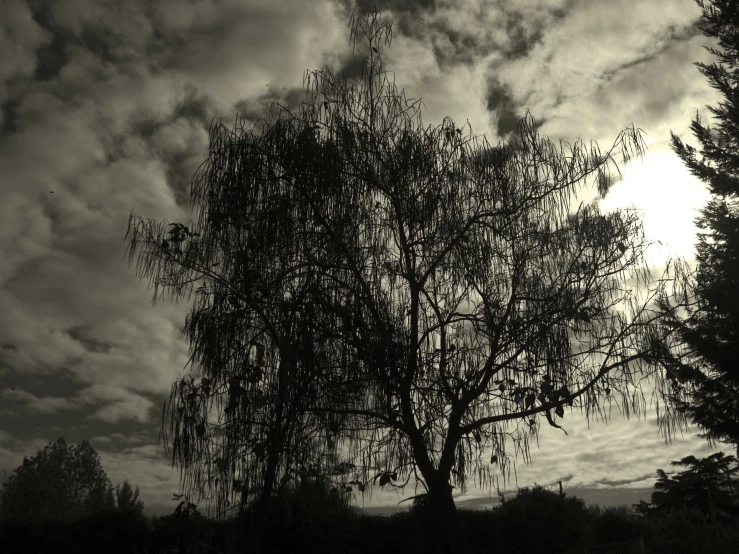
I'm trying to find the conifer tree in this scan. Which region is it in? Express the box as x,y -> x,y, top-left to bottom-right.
657,0 -> 739,457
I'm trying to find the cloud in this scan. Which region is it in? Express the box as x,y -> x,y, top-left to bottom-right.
1,388 -> 79,414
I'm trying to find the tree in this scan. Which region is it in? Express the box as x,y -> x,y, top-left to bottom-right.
633,452 -> 739,525
585,504 -> 648,546
125,4 -> 690,554
492,484 -> 596,553
0,438 -> 116,524
127,163 -> 353,551
655,0 -> 739,457
126,29 -> 359,554
114,479 -> 145,517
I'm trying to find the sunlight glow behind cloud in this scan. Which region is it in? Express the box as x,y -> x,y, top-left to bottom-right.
600,149 -> 711,264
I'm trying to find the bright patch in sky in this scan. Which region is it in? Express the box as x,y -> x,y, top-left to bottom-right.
600,149 -> 710,263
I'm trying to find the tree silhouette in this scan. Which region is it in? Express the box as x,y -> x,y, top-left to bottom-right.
125,21 -> 365,554
655,0 -> 739,458
493,484 -> 595,553
126,137 -> 355,551
633,452 -> 739,528
114,478 -> 145,517
0,438 -> 116,524
125,3 -> 692,553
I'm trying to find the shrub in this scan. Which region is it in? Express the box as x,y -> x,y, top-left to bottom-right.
491,484 -> 595,554
588,504 -> 649,544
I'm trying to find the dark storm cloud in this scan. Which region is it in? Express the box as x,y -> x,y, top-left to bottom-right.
336,54 -> 368,82
24,0 -> 152,83
407,2 -> 560,69
33,32 -> 69,82
501,9 -> 544,60
0,98 -> 21,137
0,0 -> 354,511
172,86 -> 214,130
486,80 -> 521,138
596,473 -> 657,488
602,19 -> 704,83
66,325 -> 117,355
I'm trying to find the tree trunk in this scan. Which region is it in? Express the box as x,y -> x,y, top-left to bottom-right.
246,440 -> 278,554
425,474 -> 470,554
245,353 -> 290,554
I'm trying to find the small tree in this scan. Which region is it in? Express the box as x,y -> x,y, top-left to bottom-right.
115,479 -> 146,517
0,438 -> 115,524
585,504 -> 649,545
493,485 -> 595,553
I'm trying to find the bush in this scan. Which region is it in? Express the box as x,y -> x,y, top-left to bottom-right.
587,504 -> 649,545
147,509 -> 230,554
638,504 -> 730,552
250,476 -> 361,553
490,484 -> 595,554
0,510 -> 153,554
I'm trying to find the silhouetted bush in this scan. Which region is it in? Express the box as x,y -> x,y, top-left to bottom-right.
5,486 -> 738,554
636,504 -> 738,553
585,504 -> 649,545
147,509 -> 231,554
0,510 -> 153,554
236,476 -> 369,554
489,484 -> 595,554
73,511 -> 152,554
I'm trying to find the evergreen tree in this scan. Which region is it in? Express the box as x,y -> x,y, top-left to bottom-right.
657,0 -> 739,457
114,479 -> 146,517
633,452 -> 739,525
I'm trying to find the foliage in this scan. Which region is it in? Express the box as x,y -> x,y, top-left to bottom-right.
115,478 -> 147,517
1,480 -> 736,554
632,451 -> 739,524
147,506 -> 232,554
0,437 -> 115,525
639,504 -> 731,553
656,0 -> 739,457
246,475 -> 361,553
0,508 -> 154,554
584,504 -> 649,545
124,2 -> 690,553
490,484 -> 595,553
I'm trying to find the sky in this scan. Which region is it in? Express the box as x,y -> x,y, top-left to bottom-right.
0,0 -> 732,519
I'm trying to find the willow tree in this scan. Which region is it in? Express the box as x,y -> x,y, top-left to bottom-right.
123,58 -> 377,554
127,4 -> 693,554
239,6 -> 697,554
124,118 -> 364,552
